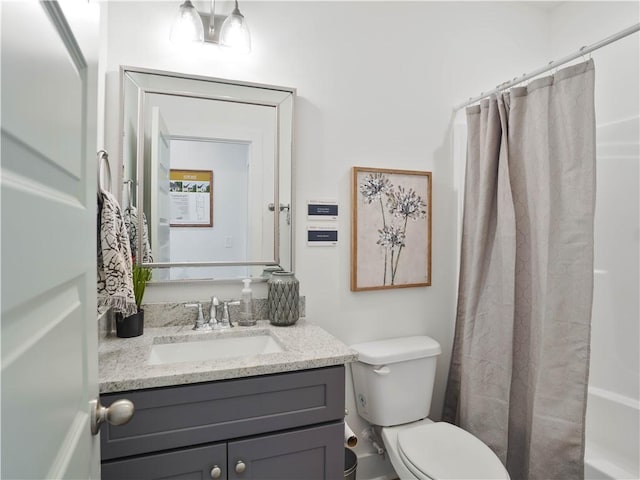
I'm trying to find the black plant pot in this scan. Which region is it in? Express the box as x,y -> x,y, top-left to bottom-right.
115,309 -> 144,338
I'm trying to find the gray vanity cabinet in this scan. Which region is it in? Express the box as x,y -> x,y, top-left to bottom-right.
100,443 -> 226,479
226,423 -> 342,479
100,366 -> 345,480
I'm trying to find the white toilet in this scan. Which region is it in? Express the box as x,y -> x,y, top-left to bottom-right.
350,336 -> 510,480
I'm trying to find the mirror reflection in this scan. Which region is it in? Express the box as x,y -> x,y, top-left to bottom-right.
120,67 -> 294,281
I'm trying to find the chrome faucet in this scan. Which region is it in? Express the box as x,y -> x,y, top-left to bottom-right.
219,300 -> 240,329
209,296 -> 220,329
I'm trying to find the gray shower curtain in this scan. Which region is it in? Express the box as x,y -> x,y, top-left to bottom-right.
443,59 -> 596,480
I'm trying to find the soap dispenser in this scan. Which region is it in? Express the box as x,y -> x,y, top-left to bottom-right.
239,278 -> 256,326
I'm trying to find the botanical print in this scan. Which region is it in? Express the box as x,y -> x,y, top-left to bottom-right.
352,167 -> 431,291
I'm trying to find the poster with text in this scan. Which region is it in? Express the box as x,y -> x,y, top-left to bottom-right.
170,169 -> 213,227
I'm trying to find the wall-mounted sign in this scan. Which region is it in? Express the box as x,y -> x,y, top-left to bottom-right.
307,200 -> 338,221
307,225 -> 338,246
170,169 -> 213,227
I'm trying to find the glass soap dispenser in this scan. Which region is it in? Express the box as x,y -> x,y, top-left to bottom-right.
238,278 -> 256,326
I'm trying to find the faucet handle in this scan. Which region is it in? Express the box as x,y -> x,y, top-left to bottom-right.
209,297 -> 220,328
185,302 -> 209,331
220,300 -> 241,328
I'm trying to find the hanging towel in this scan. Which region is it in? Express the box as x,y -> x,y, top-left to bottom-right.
97,191 -> 137,316
124,206 -> 153,263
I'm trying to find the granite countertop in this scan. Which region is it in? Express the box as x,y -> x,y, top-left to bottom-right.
99,319 -> 358,393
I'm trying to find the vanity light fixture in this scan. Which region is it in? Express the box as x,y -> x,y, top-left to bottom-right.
170,0 -> 204,45
170,0 -> 252,53
219,0 -> 251,53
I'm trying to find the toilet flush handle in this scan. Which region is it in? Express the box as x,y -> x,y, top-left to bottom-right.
373,366 -> 390,376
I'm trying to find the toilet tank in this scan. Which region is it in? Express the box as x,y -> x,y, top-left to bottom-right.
350,336 -> 441,427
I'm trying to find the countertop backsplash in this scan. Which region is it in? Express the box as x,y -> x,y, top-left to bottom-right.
99,297 -> 306,337
98,308 -> 114,340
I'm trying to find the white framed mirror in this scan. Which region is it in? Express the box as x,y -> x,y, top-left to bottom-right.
120,66 -> 295,282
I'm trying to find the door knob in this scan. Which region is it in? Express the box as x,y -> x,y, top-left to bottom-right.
235,460 -> 246,473
210,465 -> 222,479
90,398 -> 135,435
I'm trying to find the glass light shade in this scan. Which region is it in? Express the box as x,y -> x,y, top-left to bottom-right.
170,0 -> 204,45
219,3 -> 251,53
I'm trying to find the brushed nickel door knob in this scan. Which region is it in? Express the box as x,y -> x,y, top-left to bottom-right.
235,460 -> 246,474
210,465 -> 222,479
90,398 -> 135,435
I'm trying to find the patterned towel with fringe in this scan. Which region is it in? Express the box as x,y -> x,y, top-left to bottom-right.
124,206 -> 153,263
97,191 -> 137,316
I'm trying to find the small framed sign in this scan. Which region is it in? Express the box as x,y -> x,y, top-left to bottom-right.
307,200 -> 338,221
307,225 -> 338,246
170,169 -> 213,227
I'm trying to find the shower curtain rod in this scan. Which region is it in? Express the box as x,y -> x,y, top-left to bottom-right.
454,22 -> 640,111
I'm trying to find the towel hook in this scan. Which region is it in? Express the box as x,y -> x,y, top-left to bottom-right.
97,150 -> 112,195
123,179 -> 134,209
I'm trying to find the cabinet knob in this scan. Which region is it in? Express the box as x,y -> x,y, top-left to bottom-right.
210,465 -> 222,479
89,398 -> 135,435
235,460 -> 246,474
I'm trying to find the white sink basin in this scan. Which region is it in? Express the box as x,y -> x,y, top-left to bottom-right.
148,334 -> 284,365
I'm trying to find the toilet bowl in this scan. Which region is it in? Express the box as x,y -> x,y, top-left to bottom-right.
350,336 -> 509,480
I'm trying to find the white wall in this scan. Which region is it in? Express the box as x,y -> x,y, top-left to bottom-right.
550,0 -> 639,405
549,3 -> 639,474
103,1 -> 552,457
169,139 -> 250,279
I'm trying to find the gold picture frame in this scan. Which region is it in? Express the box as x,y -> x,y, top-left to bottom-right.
169,169 -> 214,227
351,166 -> 432,291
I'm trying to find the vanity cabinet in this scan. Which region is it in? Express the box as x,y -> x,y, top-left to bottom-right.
100,366 -> 345,480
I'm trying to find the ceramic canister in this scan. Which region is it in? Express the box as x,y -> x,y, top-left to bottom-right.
267,271 -> 299,326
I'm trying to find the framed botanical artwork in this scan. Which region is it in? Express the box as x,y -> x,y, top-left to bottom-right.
351,167 -> 432,291
169,169 -> 213,227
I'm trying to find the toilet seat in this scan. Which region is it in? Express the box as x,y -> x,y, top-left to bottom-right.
397,422 -> 509,480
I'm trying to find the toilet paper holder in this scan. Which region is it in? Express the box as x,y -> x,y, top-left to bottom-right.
344,408 -> 358,447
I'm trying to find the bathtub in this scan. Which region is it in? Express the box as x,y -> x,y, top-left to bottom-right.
586,261 -> 639,479
584,386 -> 640,479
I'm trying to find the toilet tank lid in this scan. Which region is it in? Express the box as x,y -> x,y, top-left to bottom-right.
350,336 -> 441,365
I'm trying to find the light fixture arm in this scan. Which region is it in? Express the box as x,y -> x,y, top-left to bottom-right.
232,0 -> 242,16
209,0 -> 216,35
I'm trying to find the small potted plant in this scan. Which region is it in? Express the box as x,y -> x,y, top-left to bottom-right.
115,263 -> 152,338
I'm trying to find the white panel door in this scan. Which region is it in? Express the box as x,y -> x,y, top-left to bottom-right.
151,107 -> 171,278
1,2 -> 100,478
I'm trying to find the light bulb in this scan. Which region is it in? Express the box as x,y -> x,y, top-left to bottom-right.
219,1 -> 251,53
170,1 -> 204,45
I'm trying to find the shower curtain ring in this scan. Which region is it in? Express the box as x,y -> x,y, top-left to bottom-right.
579,45 -> 592,62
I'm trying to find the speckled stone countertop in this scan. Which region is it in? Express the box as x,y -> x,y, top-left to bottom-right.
99,319 -> 357,393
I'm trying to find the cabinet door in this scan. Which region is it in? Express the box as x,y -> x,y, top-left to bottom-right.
101,366 -> 345,461
101,443 -> 226,480
228,422 -> 343,480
